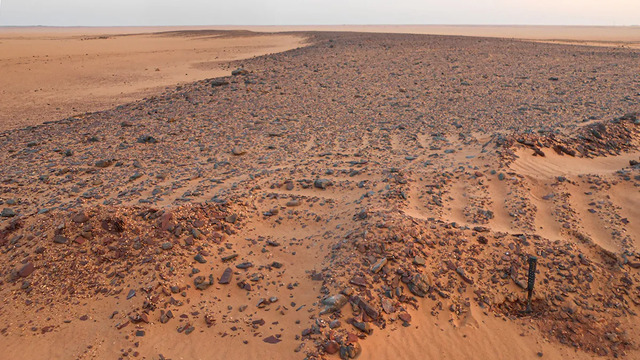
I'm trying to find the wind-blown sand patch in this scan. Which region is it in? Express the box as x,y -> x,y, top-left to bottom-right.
510,149 -> 640,178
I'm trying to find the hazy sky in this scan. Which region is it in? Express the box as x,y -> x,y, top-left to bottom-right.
1,0 -> 639,26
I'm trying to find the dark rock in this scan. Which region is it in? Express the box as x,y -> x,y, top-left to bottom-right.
53,235 -> 69,244
371,257 -> 387,273
408,273 -> 430,297
71,212 -> 89,223
137,135 -> 158,144
1,208 -> 16,217
211,79 -> 229,87
320,294 -> 348,314
314,178 -> 332,189
232,68 -> 249,76
263,335 -> 281,344
219,267 -> 232,284
353,321 -> 372,335
126,289 -> 136,300
95,159 -> 113,168
340,343 -> 362,359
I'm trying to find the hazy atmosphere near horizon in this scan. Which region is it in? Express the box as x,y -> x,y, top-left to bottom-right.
1,0 -> 640,26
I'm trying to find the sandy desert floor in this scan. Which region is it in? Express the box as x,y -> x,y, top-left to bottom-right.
0,28 -> 639,360
0,30 -> 307,131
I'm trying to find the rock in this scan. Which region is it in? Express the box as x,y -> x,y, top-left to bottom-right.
1,208 -> 16,217
137,135 -> 158,144
126,289 -> 136,300
204,314 -> 215,326
221,254 -> 238,262
161,242 -> 173,250
231,147 -> 246,156
398,312 -> 412,323
263,335 -> 281,344
236,262 -> 253,269
408,273 -> 430,297
95,159 -> 113,168
353,321 -> 372,334
340,342 -> 362,359
314,178 -> 332,189
194,254 -> 207,263
17,263 -> 35,278
455,267 -> 474,284
71,212 -> 89,223
325,340 -> 340,354
349,276 -> 367,287
159,212 -> 173,230
413,256 -> 426,266
53,235 -> 69,244
219,267 -> 232,284
353,296 -> 379,319
195,275 -> 214,290
371,257 -> 387,273
286,199 -> 300,207
381,297 -> 395,314
160,310 -> 174,324
320,294 -> 348,314
232,68 -> 249,76
211,79 -> 229,87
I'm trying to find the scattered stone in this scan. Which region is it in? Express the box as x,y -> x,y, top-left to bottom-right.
1,208 -> 16,217
194,254 -> 207,263
17,263 -> 35,278
407,273 -> 430,297
320,294 -> 348,314
371,257 -> 387,273
314,178 -> 332,189
263,335 -> 281,344
232,147 -> 246,156
219,268 -> 232,284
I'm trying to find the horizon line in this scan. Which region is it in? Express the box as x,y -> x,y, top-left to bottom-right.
1,24 -> 640,28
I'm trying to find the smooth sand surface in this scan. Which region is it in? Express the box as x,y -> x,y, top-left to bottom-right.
0,30 -> 307,131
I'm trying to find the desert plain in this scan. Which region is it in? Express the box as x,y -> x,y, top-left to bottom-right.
0,26 -> 639,360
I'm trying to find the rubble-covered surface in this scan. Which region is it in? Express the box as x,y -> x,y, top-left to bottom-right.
0,31 -> 639,359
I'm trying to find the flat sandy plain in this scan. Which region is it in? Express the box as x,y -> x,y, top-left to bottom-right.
0,26 -> 639,360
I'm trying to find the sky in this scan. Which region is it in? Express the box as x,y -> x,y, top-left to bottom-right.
0,0 -> 639,26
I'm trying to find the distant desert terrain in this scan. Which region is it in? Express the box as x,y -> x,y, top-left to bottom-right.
0,29 -> 307,131
1,26 -> 639,131
0,27 -> 638,360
